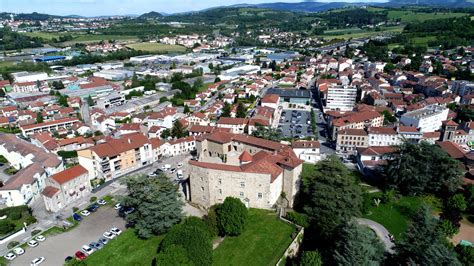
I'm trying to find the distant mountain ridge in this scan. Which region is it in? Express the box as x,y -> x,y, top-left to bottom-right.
138,11 -> 164,19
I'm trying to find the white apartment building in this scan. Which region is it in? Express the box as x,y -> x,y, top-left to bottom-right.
291,141 -> 321,164
400,105 -> 449,133
216,117 -> 248,134
368,127 -> 399,147
325,85 -> 357,112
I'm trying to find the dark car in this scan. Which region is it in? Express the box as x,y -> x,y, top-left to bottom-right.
90,241 -> 103,250
87,204 -> 99,212
125,220 -> 136,228
75,251 -> 87,261
65,256 -> 73,262
73,213 -> 82,222
154,169 -> 164,174
119,206 -> 135,217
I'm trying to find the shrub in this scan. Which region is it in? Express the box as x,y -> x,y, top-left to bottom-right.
285,211 -> 309,227
0,221 -> 15,235
72,207 -> 79,213
31,229 -> 41,236
216,197 -> 248,236
90,196 -> 97,203
25,216 -> 37,225
455,245 -> 474,266
9,211 -> 22,221
437,219 -> 459,238
381,190 -> 397,204
7,241 -> 19,249
155,244 -> 193,266
205,206 -> 219,237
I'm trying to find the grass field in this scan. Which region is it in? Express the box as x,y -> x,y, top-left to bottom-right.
318,26 -> 403,40
213,209 -> 296,266
22,31 -> 72,40
363,194 -> 442,240
386,10 -> 468,23
84,229 -> 164,265
126,42 -> 187,53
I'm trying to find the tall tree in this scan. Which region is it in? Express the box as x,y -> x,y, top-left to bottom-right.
385,142 -> 463,195
155,245 -> 192,266
221,102 -> 232,118
215,197 -> 248,236
183,105 -> 191,114
396,205 -> 461,265
299,251 -> 322,266
303,156 -> 362,237
171,120 -> 187,138
333,221 -> 385,265
122,175 -> 183,239
36,112 -> 44,123
236,102 -> 247,118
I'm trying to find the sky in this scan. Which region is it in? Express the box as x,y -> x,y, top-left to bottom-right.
0,0 -> 386,17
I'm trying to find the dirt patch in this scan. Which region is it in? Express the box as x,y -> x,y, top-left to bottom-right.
451,219 -> 474,245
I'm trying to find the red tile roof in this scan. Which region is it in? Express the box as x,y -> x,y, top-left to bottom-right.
51,165 -> 88,185
261,94 -> 280,104
42,186 -> 60,198
89,133 -> 150,158
217,117 -> 249,125
436,141 -> 466,159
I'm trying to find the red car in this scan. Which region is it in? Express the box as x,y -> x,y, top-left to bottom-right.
75,251 -> 87,261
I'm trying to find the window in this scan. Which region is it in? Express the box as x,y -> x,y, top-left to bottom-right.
218,189 -> 222,194
240,182 -> 245,188
218,178 -> 222,185
239,192 -> 244,197
201,186 -> 204,191
257,193 -> 263,199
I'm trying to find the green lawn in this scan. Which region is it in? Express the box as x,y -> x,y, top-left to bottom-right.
386,10 -> 468,23
73,35 -> 138,42
83,229 -> 164,265
126,42 -> 187,53
21,31 -> 72,40
317,26 -> 403,40
363,194 -> 442,239
213,209 -> 296,266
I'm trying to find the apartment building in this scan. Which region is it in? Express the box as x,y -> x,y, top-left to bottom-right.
216,117 -> 248,134
0,134 -> 63,207
331,111 -> 384,139
77,133 -> 153,181
325,85 -> 357,112
188,132 -> 303,209
20,117 -> 80,137
400,104 -> 449,133
291,141 -> 321,164
336,129 -> 369,156
42,165 -> 92,212
368,127 -> 399,147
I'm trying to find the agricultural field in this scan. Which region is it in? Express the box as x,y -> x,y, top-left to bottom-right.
386,10 -> 469,23
318,25 -> 403,40
126,42 -> 187,53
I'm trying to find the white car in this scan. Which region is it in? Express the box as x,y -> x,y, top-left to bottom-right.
80,210 -> 91,216
13,247 -> 24,255
103,231 -> 115,239
110,227 -> 122,236
30,257 -> 45,266
81,245 -> 94,255
114,203 -> 122,210
35,235 -> 46,242
97,199 -> 107,205
27,240 -> 39,247
4,252 -> 16,261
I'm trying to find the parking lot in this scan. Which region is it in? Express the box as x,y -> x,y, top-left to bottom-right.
277,109 -> 314,139
11,206 -> 125,266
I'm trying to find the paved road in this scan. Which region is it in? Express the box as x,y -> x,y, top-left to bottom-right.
11,207 -> 126,266
357,218 -> 395,254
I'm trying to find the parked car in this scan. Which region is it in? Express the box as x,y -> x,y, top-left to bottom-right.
99,237 -> 109,245
114,203 -> 122,210
87,204 -> 99,212
4,253 -> 16,261
90,241 -> 103,250
81,245 -> 94,255
154,168 -> 164,174
27,240 -> 39,247
103,231 -> 115,239
177,170 -> 184,180
125,220 -> 136,228
97,199 -> 107,205
65,256 -> 73,262
80,210 -> 91,216
169,168 -> 176,174
73,213 -> 82,222
110,227 -> 122,236
30,257 -> 45,266
13,247 -> 24,255
177,162 -> 183,168
35,235 -> 45,242
75,251 -> 87,261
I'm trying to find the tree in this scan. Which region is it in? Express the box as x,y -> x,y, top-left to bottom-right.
183,105 -> 191,114
36,112 -> 44,123
385,142 -> 463,195
303,156 -> 362,237
236,102 -> 247,118
122,175 -> 183,239
192,78 -> 204,92
299,251 -> 322,266
216,197 -> 248,236
252,125 -> 282,141
58,94 -> 69,107
381,110 -> 396,125
333,221 -> 385,265
171,120 -> 187,138
161,129 -> 171,139
384,62 -> 396,73
155,244 -> 192,266
221,102 -> 232,118
214,77 -> 221,83
447,194 -> 467,212
455,245 -> 474,266
160,219 -> 213,266
87,95 -> 95,106
395,205 -> 461,265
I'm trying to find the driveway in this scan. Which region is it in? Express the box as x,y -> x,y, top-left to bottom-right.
11,207 -> 125,266
356,218 -> 395,254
